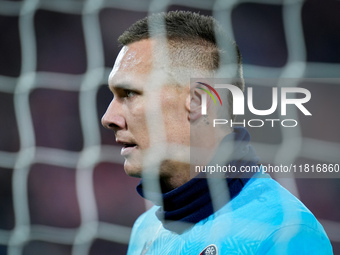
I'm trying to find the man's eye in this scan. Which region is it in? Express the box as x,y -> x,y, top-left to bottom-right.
125,90 -> 136,98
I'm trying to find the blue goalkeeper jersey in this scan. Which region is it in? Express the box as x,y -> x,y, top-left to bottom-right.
127,174 -> 332,255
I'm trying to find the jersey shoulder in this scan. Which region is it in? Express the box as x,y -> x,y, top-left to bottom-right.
213,175 -> 333,254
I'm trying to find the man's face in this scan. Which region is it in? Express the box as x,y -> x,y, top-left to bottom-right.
101,39 -> 190,178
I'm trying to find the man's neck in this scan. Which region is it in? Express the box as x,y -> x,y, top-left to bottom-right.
158,161 -> 192,192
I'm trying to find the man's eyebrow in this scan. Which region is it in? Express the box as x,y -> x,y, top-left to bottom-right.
108,83 -> 134,91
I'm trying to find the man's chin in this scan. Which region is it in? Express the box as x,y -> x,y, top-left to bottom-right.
123,161 -> 142,178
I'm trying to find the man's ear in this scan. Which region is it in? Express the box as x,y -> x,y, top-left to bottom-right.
186,86 -> 211,121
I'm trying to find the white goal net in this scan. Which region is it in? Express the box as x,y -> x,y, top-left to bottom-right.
0,0 -> 339,254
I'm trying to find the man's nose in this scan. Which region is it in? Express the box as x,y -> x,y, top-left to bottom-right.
101,100 -> 126,131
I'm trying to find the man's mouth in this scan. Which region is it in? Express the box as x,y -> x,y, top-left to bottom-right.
121,142 -> 137,156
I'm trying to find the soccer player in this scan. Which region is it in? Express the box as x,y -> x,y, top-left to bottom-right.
101,11 -> 332,254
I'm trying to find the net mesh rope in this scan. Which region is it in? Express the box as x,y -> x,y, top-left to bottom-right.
0,0 -> 339,254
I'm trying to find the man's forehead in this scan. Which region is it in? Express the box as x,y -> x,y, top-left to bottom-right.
118,40 -> 155,69
116,46 -> 142,70
108,40 -> 155,86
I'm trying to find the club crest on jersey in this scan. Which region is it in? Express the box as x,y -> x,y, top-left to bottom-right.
199,244 -> 218,255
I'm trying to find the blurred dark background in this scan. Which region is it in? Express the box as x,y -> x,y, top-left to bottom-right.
1,0 -> 340,254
